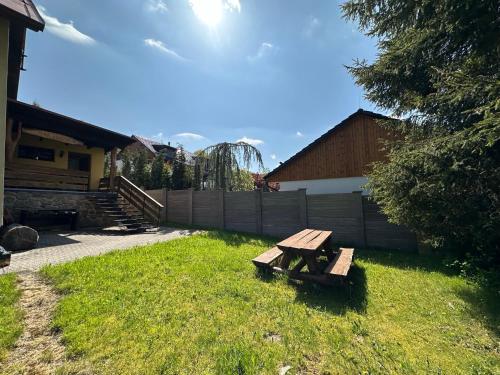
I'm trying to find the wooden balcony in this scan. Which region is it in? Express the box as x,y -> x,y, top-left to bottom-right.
5,162 -> 90,191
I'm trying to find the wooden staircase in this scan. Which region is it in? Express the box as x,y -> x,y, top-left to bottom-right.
97,176 -> 164,233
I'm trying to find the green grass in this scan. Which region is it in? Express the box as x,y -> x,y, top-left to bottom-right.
0,274 -> 22,362
41,231 -> 499,374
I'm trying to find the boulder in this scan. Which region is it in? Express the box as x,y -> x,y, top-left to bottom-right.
0,224 -> 39,252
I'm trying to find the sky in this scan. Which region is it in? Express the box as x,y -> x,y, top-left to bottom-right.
20,0 -> 380,171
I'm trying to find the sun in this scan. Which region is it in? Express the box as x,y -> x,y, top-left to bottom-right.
190,0 -> 223,28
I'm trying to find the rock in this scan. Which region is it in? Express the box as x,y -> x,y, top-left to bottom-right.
0,224 -> 39,252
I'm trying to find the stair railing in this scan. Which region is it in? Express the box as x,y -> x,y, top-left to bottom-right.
100,176 -> 163,226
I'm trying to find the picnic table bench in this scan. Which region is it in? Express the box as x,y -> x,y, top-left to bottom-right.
252,229 -> 354,285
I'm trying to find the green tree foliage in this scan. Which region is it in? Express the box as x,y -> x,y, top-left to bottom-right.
120,151 -> 132,180
196,142 -> 264,191
131,150 -> 150,188
171,147 -> 191,190
162,164 -> 172,190
150,152 -> 165,189
343,0 -> 500,269
232,169 -> 255,191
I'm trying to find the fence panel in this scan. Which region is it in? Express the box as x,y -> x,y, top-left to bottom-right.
307,193 -> 365,247
224,191 -> 258,233
193,191 -> 221,228
363,197 -> 417,251
166,190 -> 190,224
262,191 -> 301,238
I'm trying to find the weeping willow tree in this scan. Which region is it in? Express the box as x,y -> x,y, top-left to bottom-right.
195,142 -> 264,191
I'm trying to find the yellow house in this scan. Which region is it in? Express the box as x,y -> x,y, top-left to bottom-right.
6,99 -> 134,191
0,0 -> 45,226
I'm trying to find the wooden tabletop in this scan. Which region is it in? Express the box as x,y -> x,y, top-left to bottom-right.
277,229 -> 332,252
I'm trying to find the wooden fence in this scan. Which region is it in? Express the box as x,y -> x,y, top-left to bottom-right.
146,188 -> 418,251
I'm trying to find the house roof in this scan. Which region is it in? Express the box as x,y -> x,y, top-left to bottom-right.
265,109 -> 392,180
0,0 -> 44,31
132,135 -> 178,160
8,99 -> 135,151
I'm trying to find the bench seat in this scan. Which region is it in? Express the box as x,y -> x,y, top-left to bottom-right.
324,248 -> 354,277
252,247 -> 283,269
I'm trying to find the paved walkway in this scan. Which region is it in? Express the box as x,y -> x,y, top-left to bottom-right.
2,227 -> 194,273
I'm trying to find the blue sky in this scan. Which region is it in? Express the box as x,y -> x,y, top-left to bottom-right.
20,0 -> 379,171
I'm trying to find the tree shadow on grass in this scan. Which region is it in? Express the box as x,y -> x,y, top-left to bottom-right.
455,283 -> 500,339
357,248 -> 456,276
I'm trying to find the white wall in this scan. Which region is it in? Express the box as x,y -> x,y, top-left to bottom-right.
279,177 -> 369,195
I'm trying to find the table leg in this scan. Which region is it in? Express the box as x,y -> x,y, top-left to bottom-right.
279,252 -> 294,270
289,258 -> 307,277
324,247 -> 336,263
304,255 -> 320,275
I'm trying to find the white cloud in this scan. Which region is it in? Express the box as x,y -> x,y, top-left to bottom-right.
147,0 -> 168,13
247,42 -> 275,62
236,137 -> 264,146
38,6 -> 95,45
189,0 -> 240,27
302,16 -> 321,38
144,39 -> 187,61
270,154 -> 277,160
296,131 -> 303,137
174,132 -> 206,140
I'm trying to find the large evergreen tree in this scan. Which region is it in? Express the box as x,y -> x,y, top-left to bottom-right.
150,152 -> 165,189
171,147 -> 191,190
343,0 -> 499,269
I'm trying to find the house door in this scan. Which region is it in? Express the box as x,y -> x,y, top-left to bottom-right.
68,152 -> 91,172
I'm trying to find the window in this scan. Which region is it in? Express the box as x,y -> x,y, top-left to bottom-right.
17,145 -> 55,161
68,152 -> 91,172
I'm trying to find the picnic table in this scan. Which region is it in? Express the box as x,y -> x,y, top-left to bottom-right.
252,229 -> 354,285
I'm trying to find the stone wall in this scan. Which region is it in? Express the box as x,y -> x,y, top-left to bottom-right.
4,188 -> 116,229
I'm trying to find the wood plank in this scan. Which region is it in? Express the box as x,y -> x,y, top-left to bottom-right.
6,162 -> 90,177
291,229 -> 323,249
300,230 -> 332,250
252,247 -> 283,268
277,229 -> 313,248
5,179 -> 87,191
5,170 -> 88,184
324,248 -> 354,277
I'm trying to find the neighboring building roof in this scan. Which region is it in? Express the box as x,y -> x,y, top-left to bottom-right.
7,99 -> 134,151
0,0 -> 44,31
131,135 -> 178,160
265,109 -> 393,180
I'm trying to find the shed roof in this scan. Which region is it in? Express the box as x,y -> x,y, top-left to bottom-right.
8,99 -> 134,151
265,109 -> 392,180
0,0 -> 44,31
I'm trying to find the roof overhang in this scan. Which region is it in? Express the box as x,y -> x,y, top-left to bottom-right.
0,0 -> 45,32
7,99 -> 135,152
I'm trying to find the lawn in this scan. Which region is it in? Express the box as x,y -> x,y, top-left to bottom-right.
41,231 -> 499,374
0,274 -> 22,362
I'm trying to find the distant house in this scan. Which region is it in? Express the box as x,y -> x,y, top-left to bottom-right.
123,135 -> 195,166
265,109 -> 398,195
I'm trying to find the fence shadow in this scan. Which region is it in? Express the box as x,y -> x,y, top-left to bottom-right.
205,230 -> 277,248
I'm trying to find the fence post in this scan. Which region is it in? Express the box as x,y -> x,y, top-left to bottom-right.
354,191 -> 367,248
161,188 -> 167,222
218,189 -> 225,229
187,188 -> 193,226
255,189 -> 263,234
298,189 -> 308,229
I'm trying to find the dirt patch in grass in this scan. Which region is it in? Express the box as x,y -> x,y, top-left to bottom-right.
2,272 -> 88,375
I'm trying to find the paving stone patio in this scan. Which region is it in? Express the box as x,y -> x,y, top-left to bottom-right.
2,227 -> 194,273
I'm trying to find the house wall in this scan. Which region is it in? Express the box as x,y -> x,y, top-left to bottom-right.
0,18 -> 9,226
279,177 -> 369,195
13,133 -> 105,190
267,114 -> 396,183
4,189 -> 116,228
